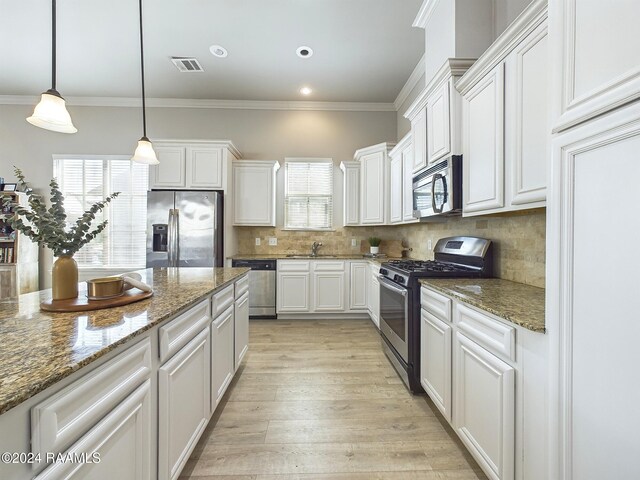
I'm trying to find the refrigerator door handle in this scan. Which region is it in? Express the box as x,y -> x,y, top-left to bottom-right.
174,209 -> 180,266
167,209 -> 178,267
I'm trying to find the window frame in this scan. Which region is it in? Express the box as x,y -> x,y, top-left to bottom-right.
283,157 -> 334,231
52,154 -> 148,271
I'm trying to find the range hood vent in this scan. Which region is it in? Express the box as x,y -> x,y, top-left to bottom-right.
170,57 -> 204,72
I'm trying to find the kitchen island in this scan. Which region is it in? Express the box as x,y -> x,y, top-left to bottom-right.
0,267 -> 249,480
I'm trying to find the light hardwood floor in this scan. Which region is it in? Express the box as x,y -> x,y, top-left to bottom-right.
180,319 -> 487,480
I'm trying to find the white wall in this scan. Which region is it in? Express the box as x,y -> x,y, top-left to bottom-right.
0,103 -> 396,287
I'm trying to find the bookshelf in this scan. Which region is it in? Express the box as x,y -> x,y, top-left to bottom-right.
0,192 -> 39,298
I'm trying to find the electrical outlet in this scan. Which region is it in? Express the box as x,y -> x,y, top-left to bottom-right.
268,237 -> 277,246
255,238 -> 261,246
351,238 -> 357,248
427,239 -> 433,250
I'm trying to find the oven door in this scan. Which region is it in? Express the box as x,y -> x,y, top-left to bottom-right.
378,276 -> 409,362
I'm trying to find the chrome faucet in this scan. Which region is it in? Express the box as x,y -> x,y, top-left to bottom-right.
311,241 -> 323,257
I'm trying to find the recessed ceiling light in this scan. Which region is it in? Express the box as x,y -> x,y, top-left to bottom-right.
300,87 -> 312,96
209,45 -> 228,58
296,46 -> 313,58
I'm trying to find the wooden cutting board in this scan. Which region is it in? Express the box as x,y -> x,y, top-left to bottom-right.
40,289 -> 153,312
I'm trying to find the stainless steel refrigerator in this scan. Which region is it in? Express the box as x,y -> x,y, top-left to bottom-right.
146,190 -> 223,268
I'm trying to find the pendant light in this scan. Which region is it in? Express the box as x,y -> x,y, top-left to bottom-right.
26,0 -> 77,134
131,0 -> 159,165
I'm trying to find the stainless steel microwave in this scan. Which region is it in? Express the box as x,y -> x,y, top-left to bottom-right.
412,155 -> 462,220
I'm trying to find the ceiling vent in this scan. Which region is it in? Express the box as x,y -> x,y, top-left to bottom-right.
170,57 -> 204,72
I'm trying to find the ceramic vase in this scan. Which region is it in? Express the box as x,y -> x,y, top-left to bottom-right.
370,246 -> 379,255
52,255 -> 78,300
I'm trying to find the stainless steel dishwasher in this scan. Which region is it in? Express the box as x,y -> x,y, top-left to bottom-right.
231,259 -> 276,318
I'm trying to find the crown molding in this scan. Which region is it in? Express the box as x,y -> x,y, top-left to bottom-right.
393,54 -> 426,111
413,0 -> 440,28
389,132 -> 412,157
0,95 -> 396,112
353,142 -> 397,160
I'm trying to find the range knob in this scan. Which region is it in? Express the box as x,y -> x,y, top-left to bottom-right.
394,275 -> 405,284
380,268 -> 388,276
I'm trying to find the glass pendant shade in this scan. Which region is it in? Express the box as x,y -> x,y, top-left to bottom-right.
27,89 -> 77,134
131,136 -> 159,165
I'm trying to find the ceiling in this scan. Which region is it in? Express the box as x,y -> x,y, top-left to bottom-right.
0,0 -> 424,103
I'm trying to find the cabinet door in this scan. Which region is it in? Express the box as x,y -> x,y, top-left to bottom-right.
313,271 -> 346,312
411,107 -> 428,173
427,81 -> 452,164
0,265 -> 16,299
463,63 -> 505,215
277,272 -> 311,312
367,265 -> 380,328
552,0 -> 640,131
349,262 -> 368,310
186,147 -> 223,189
233,163 -> 276,226
509,22 -> 548,206
342,163 -> 360,226
159,328 -> 210,480
454,332 -> 515,480
150,146 -> 186,189
401,144 -> 416,222
234,291 -> 249,370
551,103 -> 640,480
420,310 -> 452,422
211,305 -> 235,408
360,151 -> 387,224
389,154 -> 403,224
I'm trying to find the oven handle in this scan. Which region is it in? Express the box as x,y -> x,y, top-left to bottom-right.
378,276 -> 408,297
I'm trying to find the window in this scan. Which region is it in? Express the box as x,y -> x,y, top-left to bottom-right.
53,155 -> 148,269
284,158 -> 333,230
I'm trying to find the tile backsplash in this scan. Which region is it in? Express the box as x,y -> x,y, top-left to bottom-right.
235,208 -> 546,288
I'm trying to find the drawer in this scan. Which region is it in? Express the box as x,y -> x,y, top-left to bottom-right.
159,298 -> 211,363
235,274 -> 249,298
421,287 -> 452,322
31,339 -> 151,459
313,261 -> 345,271
455,303 -> 516,361
212,284 -> 235,317
277,260 -> 311,272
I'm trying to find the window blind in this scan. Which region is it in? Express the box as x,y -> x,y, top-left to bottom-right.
284,159 -> 333,230
53,156 -> 148,269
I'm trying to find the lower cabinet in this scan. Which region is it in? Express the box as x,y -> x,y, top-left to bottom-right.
234,291 -> 249,369
35,381 -> 152,480
158,328 -> 211,480
313,262 -> 346,312
420,310 -> 452,422
367,262 -> 380,328
454,331 -> 515,480
349,261 -> 368,310
211,305 -> 235,408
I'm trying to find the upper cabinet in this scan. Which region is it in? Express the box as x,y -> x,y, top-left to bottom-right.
355,143 -> 395,225
550,0 -> 640,132
389,133 -> 418,225
457,0 -> 548,217
340,161 -> 360,226
232,160 -> 280,226
150,141 -> 241,191
405,59 -> 475,174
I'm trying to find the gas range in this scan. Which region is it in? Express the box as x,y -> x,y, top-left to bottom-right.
376,236 -> 493,394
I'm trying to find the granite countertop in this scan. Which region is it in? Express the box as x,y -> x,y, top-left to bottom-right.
0,267 -> 249,415
419,278 -> 545,333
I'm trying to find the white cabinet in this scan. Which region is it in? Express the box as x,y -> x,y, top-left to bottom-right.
549,102 -> 640,479
461,62 -> 506,214
401,143 -> 416,222
410,107 -> 428,173
232,160 -> 279,226
35,381 -> 152,480
211,305 -> 235,407
313,262 -> 346,312
348,261 -> 368,310
550,0 -> 640,132
427,81 -> 452,164
420,310 -> 452,422
355,143 -> 394,225
234,292 -> 249,369
150,141 -> 240,190
367,262 -> 380,328
454,331 -> 515,480
389,149 -> 403,224
158,328 -> 211,480
458,2 -> 548,216
277,261 -> 311,313
340,162 -> 360,226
